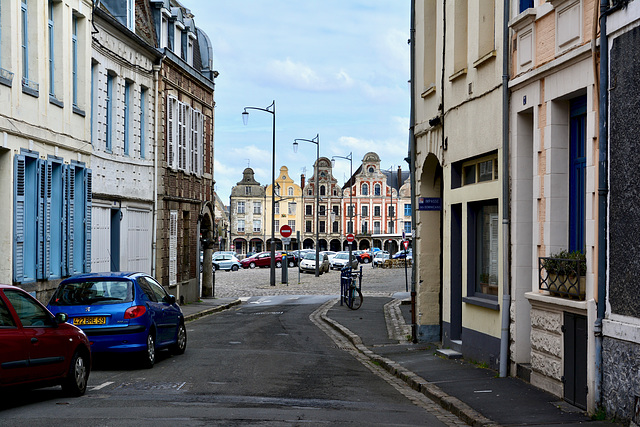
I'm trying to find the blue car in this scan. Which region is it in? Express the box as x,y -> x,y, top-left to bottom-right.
47,272 -> 186,369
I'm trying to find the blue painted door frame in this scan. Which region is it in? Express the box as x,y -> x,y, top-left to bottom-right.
569,96 -> 587,253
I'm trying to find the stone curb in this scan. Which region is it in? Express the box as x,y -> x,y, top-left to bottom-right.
321,303 -> 499,427
183,299 -> 242,322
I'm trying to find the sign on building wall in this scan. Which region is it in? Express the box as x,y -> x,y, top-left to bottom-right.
418,197 -> 442,211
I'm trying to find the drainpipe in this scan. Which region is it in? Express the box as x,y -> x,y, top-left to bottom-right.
151,57 -> 164,278
595,0 -> 609,409
408,0 -> 418,343
499,0 -> 511,378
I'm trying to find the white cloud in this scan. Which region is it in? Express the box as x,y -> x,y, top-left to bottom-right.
263,58 -> 354,92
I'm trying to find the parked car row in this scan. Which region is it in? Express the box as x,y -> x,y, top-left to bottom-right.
0,271 -> 188,397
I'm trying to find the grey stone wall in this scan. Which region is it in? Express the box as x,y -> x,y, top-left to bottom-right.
602,337 -> 640,423
609,25 -> 640,318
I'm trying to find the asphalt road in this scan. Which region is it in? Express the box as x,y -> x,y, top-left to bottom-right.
0,293 -> 460,426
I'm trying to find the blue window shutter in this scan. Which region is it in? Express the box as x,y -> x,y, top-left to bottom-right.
13,155 -> 26,283
61,164 -> 68,277
44,161 -> 53,279
36,159 -> 45,280
65,164 -> 75,275
84,169 -> 92,272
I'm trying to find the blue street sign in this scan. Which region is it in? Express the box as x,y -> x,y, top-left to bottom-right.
418,197 -> 442,211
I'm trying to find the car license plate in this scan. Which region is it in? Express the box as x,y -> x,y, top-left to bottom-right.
74,316 -> 106,325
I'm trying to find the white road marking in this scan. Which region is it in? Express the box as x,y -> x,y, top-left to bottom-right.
90,381 -> 114,391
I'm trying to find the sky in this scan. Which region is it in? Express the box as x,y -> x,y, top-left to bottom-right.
189,1 -> 411,203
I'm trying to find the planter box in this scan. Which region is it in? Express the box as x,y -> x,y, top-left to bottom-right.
547,273 -> 585,300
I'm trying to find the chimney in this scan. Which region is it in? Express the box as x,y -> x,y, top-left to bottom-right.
301,174 -> 306,191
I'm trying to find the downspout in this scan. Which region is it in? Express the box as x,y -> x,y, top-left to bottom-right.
151,56 -> 164,277
408,0 -> 418,343
499,0 -> 511,378
595,0 -> 609,409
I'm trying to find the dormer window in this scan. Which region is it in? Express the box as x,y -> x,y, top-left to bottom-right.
174,22 -> 185,57
160,9 -> 170,49
187,34 -> 195,66
368,166 -> 375,173
127,0 -> 134,30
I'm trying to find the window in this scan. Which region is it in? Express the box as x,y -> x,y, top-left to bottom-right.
187,36 -> 194,65
253,220 -> 261,233
14,153 -> 92,283
106,72 -> 114,152
90,62 -> 97,144
288,187 -> 293,196
469,200 -> 499,296
166,96 -> 204,175
0,298 -> 16,327
274,203 -> 280,214
332,221 -> 339,233
4,291 -> 54,327
374,184 -> 381,196
361,205 -> 368,217
404,221 -> 412,233
519,0 -> 534,13
388,206 -> 395,217
388,221 -> 394,234
320,185 -> 326,196
305,221 -> 312,233
319,205 -> 326,216
72,15 -> 78,106
423,0 -> 437,93
236,201 -> 245,214
123,81 -> 131,155
569,96 -> 587,253
477,0 -> 495,58
308,188 -> 312,196
361,221 -> 368,234
332,205 -> 339,216
140,87 -> 147,158
347,221 -> 354,234
453,0 -> 468,74
374,205 -> 381,217
347,205 -> 354,218
404,204 -> 412,217
245,186 -> 251,195
305,205 -> 312,216
319,221 -> 325,233
374,221 -> 381,234
127,0 -> 134,29
461,155 -> 498,186
274,220 -> 279,230
288,203 -> 296,215
48,1 -> 55,97
237,219 -> 245,232
169,210 -> 177,285
253,202 -> 261,214
21,0 -> 39,95
288,220 -> 296,232
361,184 -> 368,195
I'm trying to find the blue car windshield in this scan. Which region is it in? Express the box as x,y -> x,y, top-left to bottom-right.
49,280 -> 134,306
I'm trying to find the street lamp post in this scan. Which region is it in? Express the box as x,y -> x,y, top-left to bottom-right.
242,100 -> 277,286
294,134 -> 320,277
332,152 -> 353,266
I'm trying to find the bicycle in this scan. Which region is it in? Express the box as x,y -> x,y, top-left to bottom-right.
340,266 -> 363,310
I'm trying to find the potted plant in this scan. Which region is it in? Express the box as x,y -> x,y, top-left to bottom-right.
540,250 -> 586,299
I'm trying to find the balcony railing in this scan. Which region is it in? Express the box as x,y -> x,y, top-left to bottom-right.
538,257 -> 585,300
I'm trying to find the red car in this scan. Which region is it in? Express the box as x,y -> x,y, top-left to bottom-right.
240,251 -> 284,269
0,284 -> 91,396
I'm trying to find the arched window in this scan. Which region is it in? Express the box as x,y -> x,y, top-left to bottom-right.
288,187 -> 293,196
361,183 -> 369,196
374,183 -> 381,196
308,188 -> 313,196
320,185 -> 326,196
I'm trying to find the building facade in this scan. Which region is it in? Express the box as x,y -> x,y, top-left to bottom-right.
509,0 -> 600,411
267,166 -> 302,251
230,167 -> 266,255
0,0 -> 94,300
412,0 -> 506,366
150,0 -> 216,303
602,1 -> 640,423
90,2 -> 161,275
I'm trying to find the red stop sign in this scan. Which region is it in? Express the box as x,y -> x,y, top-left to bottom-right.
280,225 -> 292,237
346,233 -> 355,242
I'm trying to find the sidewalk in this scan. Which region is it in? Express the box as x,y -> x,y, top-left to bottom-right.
180,294 -> 619,426
324,296 -> 619,427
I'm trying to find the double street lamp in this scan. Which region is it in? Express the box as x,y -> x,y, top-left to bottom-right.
293,134 -> 320,277
332,152 -> 354,265
242,100 -> 277,286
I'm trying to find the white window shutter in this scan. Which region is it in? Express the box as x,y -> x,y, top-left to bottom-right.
169,210 -> 177,285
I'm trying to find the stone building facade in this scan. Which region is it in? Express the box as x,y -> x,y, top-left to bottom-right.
150,0 -> 216,303
89,3 -> 162,275
230,168 -> 266,255
0,0 -> 94,300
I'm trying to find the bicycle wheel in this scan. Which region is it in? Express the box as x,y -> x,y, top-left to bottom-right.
347,286 -> 363,310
